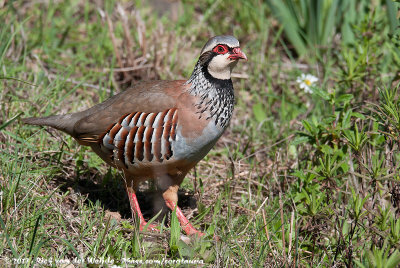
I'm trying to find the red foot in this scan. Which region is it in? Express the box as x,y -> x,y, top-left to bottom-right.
127,190 -> 159,232
127,190 -> 205,236
165,200 -> 205,237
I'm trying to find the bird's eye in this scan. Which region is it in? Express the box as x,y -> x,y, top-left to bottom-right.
213,45 -> 228,54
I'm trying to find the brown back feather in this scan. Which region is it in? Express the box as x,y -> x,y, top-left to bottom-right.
23,80 -> 190,144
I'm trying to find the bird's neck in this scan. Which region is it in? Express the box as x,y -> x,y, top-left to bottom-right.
186,62 -> 235,129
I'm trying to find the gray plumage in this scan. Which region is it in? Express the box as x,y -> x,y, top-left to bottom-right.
200,35 -> 240,55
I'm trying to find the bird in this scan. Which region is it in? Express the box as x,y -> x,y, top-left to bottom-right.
23,35 -> 247,237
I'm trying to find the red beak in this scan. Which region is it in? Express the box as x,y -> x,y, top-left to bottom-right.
229,47 -> 247,61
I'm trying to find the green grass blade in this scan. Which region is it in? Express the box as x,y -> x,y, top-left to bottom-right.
28,214 -> 42,255
0,215 -> 19,258
0,113 -> 22,131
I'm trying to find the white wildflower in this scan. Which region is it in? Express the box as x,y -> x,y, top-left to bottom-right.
296,73 -> 318,93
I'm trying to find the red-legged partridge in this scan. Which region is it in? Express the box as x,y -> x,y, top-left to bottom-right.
23,35 -> 247,237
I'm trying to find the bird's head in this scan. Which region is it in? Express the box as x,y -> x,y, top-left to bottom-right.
198,35 -> 247,80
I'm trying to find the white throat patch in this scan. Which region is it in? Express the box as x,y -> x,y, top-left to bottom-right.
207,54 -> 236,80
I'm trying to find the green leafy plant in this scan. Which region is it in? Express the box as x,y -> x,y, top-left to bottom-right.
355,240 -> 400,268
266,0 -> 369,58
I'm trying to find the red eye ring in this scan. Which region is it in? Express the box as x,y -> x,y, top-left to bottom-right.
213,44 -> 228,54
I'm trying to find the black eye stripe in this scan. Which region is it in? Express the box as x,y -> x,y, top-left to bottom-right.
213,44 -> 237,53
213,44 -> 230,54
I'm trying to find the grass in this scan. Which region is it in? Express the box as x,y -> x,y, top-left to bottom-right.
1,0 -> 400,266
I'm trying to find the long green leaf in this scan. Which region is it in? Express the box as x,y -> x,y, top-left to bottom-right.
321,0 -> 339,44
385,0 -> 399,34
267,0 -> 307,56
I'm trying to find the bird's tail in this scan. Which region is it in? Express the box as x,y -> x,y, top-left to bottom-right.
22,114 -> 76,135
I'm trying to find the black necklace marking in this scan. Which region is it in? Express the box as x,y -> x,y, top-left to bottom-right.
186,54 -> 235,129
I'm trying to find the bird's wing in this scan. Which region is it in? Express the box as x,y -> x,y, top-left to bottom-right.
71,80 -> 188,143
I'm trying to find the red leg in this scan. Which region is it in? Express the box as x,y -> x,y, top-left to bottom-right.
127,191 -> 158,232
165,199 -> 205,237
